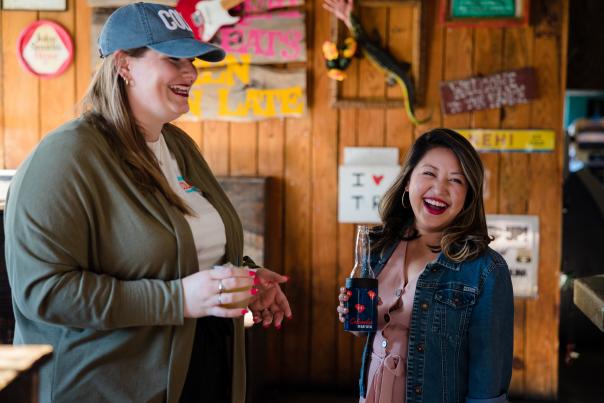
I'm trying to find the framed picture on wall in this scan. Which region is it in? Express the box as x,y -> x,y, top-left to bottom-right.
2,0 -> 67,10
440,0 -> 530,28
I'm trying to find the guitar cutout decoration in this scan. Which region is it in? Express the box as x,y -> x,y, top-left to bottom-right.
177,0 -> 244,42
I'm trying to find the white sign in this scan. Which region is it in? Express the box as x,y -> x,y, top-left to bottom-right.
486,214 -> 539,298
338,147 -> 401,223
3,0 -> 66,10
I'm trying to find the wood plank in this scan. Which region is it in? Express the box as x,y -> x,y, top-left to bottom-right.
472,28 -> 503,214
309,0 -> 339,383
257,118 -> 285,383
386,3 -> 415,153
524,0 -> 565,397
39,0 -> 77,137
442,27 -> 473,129
2,11 -> 39,168
335,22 -> 360,386
357,5 -> 387,146
229,122 -> 258,176
500,23 -> 534,396
75,0 -> 92,104
415,0 -> 444,135
282,116 -> 312,382
202,121 -> 230,175
172,120 -> 203,150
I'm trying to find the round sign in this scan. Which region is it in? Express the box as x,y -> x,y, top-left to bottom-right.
17,20 -> 74,79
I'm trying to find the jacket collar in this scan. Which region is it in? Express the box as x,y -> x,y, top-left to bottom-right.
435,252 -> 462,271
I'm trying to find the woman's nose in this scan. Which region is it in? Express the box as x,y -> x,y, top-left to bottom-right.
183,60 -> 198,81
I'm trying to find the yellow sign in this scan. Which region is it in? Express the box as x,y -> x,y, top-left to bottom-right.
457,129 -> 555,152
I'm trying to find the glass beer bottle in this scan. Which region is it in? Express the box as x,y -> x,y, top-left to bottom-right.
344,225 -> 378,332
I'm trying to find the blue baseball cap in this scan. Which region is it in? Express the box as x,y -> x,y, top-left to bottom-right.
98,2 -> 225,62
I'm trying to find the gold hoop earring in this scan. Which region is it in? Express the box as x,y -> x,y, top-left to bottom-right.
401,190 -> 409,208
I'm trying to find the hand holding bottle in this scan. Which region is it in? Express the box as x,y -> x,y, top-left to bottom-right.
337,286 -> 350,322
343,225 -> 378,332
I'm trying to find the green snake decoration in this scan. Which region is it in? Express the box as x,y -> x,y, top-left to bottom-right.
323,0 -> 430,125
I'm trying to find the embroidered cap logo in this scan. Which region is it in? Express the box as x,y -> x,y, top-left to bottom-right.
158,9 -> 193,32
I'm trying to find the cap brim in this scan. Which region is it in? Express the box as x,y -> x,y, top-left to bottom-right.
149,38 -> 225,62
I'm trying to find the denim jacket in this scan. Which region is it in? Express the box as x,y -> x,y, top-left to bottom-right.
359,237 -> 514,403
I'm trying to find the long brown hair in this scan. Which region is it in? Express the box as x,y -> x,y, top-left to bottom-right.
81,48 -> 191,215
376,128 -> 490,262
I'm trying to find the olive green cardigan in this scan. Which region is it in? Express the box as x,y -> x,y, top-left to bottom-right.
5,118 -> 246,402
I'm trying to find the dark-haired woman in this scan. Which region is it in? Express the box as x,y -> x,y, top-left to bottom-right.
5,3 -> 290,403
337,128 -> 514,403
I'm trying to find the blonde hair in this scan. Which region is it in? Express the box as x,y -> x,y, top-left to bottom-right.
82,48 -> 191,215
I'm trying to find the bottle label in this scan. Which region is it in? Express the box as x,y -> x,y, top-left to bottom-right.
344,278 -> 378,332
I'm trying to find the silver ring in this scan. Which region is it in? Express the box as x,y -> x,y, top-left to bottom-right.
218,293 -> 223,305
218,279 -> 224,293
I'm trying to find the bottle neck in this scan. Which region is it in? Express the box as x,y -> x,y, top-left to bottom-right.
351,226 -> 374,278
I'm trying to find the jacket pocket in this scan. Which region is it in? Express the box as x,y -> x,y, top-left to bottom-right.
431,283 -> 477,341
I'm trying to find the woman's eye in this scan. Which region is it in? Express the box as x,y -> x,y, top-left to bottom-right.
422,171 -> 435,177
450,178 -> 464,184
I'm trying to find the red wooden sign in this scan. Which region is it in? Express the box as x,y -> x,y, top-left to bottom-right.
440,67 -> 537,115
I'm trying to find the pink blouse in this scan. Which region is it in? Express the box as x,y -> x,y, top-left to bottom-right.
360,241 -> 418,403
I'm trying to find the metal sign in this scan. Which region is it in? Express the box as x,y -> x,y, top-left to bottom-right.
457,129 -> 555,152
17,20 -> 73,79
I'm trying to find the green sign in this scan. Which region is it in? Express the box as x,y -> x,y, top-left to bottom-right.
451,0 -> 516,18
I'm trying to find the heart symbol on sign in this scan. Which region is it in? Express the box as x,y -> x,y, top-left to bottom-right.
372,175 -> 384,185
355,304 -> 366,313
346,290 -> 353,297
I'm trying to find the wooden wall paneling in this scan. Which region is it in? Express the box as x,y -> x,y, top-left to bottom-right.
441,27 -> 473,129
282,116 -> 312,381
524,0 -> 566,397
40,1 -> 76,137
415,0 -> 443,135
357,6 -> 387,146
2,11 -> 39,169
229,122 -> 258,176
335,24 -> 361,385
335,32 -> 358,387
75,0 -> 92,105
499,23 -> 534,396
471,28 -> 504,214
385,3 -> 415,152
257,118 -> 285,382
310,0 -> 339,383
174,121 -> 203,151
202,121 -> 230,175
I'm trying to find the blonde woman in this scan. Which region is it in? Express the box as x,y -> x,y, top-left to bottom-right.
338,129 -> 514,403
5,3 -> 290,402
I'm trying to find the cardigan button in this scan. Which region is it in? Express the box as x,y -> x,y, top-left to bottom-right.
431,267 -> 438,272
415,385 -> 422,394
420,302 -> 429,311
417,343 -> 424,352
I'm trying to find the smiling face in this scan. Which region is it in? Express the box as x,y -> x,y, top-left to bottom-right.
406,147 -> 468,236
119,49 -> 198,129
